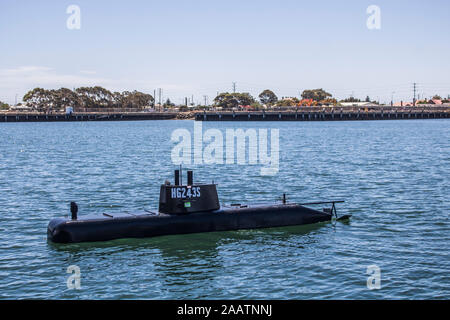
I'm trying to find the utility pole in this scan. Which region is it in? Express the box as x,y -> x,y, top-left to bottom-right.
232,82 -> 236,93
153,89 -> 156,108
413,82 -> 417,106
203,95 -> 208,106
157,88 -> 162,111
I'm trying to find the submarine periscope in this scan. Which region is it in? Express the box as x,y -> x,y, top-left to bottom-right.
47,169 -> 350,243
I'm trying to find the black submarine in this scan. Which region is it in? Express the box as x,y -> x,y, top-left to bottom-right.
47,169 -> 350,243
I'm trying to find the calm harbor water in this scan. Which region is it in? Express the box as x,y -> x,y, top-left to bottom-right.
0,119 -> 448,299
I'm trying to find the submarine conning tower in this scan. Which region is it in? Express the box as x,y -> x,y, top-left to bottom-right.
158,170 -> 220,215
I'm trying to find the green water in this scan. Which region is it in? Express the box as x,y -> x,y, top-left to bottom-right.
0,120 -> 448,299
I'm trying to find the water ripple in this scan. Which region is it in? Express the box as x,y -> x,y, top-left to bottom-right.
0,120 -> 448,299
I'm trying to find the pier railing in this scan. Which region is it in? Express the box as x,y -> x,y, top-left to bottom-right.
1,106 -> 449,122
194,106 -> 450,121
0,111 -> 180,122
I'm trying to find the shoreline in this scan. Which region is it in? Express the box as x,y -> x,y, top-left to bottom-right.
196,109 -> 450,121
0,112 -> 192,122
1,107 -> 449,122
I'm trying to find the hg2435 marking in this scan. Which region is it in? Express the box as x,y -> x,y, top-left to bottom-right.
171,186 -> 201,199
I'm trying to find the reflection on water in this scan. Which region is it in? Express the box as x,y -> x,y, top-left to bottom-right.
48,222 -> 327,257
0,120 -> 449,299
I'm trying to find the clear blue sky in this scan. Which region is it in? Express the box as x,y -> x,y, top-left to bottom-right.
1,0 -> 449,104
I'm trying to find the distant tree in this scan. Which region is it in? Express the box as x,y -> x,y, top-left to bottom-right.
23,88 -> 54,112
75,86 -> 114,108
275,97 -> 300,107
135,91 -> 154,107
319,98 -> 338,106
52,88 -> 82,111
0,101 -> 9,110
75,87 -> 95,108
258,89 -> 278,105
301,88 -> 332,101
250,101 -> 262,110
93,86 -> 114,107
163,98 -> 175,107
214,92 -> 255,109
236,93 -> 255,106
121,91 -> 154,109
365,96 -> 371,102
214,93 -> 236,109
432,95 -> 442,100
112,91 -> 123,107
23,87 -> 154,111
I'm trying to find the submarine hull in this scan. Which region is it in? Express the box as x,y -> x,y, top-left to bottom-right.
47,204 -> 332,243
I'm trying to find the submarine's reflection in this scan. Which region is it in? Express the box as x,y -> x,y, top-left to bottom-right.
47,223 -> 329,294
48,222 -> 328,257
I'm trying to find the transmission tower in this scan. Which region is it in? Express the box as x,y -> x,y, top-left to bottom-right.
413,83 -> 417,106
